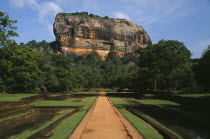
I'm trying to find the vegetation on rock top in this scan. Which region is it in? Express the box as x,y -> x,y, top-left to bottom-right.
57,12 -> 110,19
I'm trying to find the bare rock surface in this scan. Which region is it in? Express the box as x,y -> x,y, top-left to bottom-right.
53,14 -> 151,57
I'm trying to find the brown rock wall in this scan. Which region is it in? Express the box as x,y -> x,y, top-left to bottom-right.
53,14 -> 152,57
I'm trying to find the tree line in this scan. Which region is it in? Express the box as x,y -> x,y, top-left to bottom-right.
58,12 -> 110,19
0,11 -> 210,93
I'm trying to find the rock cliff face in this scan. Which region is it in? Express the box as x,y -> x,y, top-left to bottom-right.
53,13 -> 152,57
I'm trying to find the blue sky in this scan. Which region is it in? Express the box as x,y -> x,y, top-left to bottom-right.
1,0 -> 210,58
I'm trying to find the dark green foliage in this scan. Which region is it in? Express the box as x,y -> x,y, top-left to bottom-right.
133,40 -> 193,92
58,12 -> 110,19
86,50 -> 102,64
89,13 -> 94,17
20,48 -> 133,93
54,67 -> 72,92
0,11 -> 18,47
194,45 -> 210,90
52,54 -> 70,69
121,54 -> 138,64
171,62 -> 194,89
21,40 -> 53,53
1,39 -> 196,93
0,46 -> 42,93
104,16 -> 109,19
118,67 -> 154,91
39,54 -> 59,92
0,40 -> 198,93
0,78 -> 7,92
106,50 -> 120,63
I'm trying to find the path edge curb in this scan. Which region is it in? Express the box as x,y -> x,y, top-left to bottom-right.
107,97 -> 144,139
68,97 -> 99,139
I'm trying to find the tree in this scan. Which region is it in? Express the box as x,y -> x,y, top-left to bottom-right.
86,50 -> 102,64
54,67 -> 72,92
171,62 -> 194,90
121,55 -> 138,64
39,54 -> 58,92
131,68 -> 154,91
100,51 -> 132,87
0,11 -> 18,47
0,46 -> 42,93
68,65 -> 87,90
139,40 -> 191,92
52,54 -> 70,69
106,50 -> 120,64
194,45 -> 210,90
0,78 -> 7,93
89,13 -> 94,17
104,16 -> 109,19
24,40 -> 53,53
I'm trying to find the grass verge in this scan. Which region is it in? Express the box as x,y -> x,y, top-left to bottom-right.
0,111 -> 30,122
13,109 -> 74,139
49,97 -> 96,139
131,109 -> 183,139
0,94 -> 36,102
71,92 -> 99,94
133,99 -> 180,106
32,98 -> 85,106
3,97 -> 96,139
178,93 -> 210,98
110,97 -> 163,139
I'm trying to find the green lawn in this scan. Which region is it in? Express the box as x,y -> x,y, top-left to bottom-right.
106,91 -> 135,94
0,110 -> 31,122
0,94 -> 36,101
133,99 -> 180,106
0,92 -> 97,139
178,93 -> 210,98
110,97 -> 163,139
3,92 -> 209,138
49,94 -> 63,97
119,92 -> 210,139
31,97 -> 96,107
14,97 -> 96,139
49,97 -> 96,139
131,109 -> 183,139
71,92 -> 99,94
32,98 -> 90,106
14,109 -> 74,139
142,94 -> 155,97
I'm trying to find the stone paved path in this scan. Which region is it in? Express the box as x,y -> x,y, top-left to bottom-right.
80,95 -> 131,139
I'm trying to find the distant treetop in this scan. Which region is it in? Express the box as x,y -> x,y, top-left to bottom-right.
57,12 -> 111,19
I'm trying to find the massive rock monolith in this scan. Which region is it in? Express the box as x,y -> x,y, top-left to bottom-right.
53,13 -> 152,57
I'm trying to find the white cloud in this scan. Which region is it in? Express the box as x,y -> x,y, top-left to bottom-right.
9,0 -> 62,37
55,0 -> 98,12
122,0 -> 167,10
45,21 -> 55,40
38,2 -> 63,21
36,1 -> 62,35
113,12 -> 130,20
9,0 -> 25,8
141,2 -> 181,26
121,0 -> 196,26
9,0 -> 37,8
